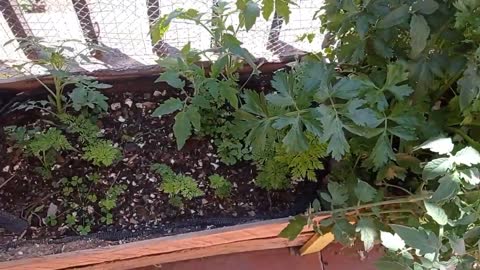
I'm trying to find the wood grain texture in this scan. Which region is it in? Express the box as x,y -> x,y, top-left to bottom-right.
0,216 -> 328,270
299,233 -> 335,256
77,233 -> 314,270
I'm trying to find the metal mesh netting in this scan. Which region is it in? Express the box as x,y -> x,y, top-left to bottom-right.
0,0 -> 324,77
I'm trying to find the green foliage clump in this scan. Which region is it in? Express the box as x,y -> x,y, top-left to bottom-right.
151,163 -> 204,207
99,184 -> 126,224
255,159 -> 290,191
59,113 -> 101,143
69,76 -> 110,113
208,174 -> 232,199
82,140 -> 121,167
27,128 -> 72,174
275,135 -> 327,181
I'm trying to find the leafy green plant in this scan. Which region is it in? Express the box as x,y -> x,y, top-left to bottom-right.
59,113 -> 101,144
151,163 -> 204,207
255,159 -> 290,191
275,134 -> 328,181
82,140 -> 121,167
99,184 -> 126,225
208,174 -> 232,199
69,76 -> 111,113
27,128 -> 73,174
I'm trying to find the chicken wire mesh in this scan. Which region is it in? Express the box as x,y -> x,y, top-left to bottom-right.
0,0 -> 324,78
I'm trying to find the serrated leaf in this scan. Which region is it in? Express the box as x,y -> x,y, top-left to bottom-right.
458,168 -> 480,185
261,0 -> 274,20
173,111 -> 191,149
156,70 -> 185,89
320,192 -> 332,203
390,224 -> 438,254
278,215 -> 307,240
430,175 -> 460,202
424,201 -> 448,225
377,5 -> 409,29
346,99 -> 382,128
355,179 -> 377,203
387,85 -> 414,100
186,106 -> 201,130
454,146 -> 480,166
281,117 -> 308,153
356,218 -> 377,251
410,15 -> 430,58
380,231 -> 405,251
332,219 -> 355,245
328,182 -> 348,206
275,0 -> 291,23
317,105 -> 349,160
242,1 -> 260,31
220,85 -> 239,109
268,71 -> 295,107
422,158 -> 453,180
419,137 -> 454,155
370,132 -> 395,169
388,126 -> 417,141
332,77 -> 362,99
152,98 -> 183,117
412,0 -> 439,15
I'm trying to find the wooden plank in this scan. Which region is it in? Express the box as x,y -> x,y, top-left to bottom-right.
266,13 -> 283,51
299,233 -> 335,256
71,0 -> 99,46
77,233 -> 314,270
0,0 -> 37,59
0,216 -> 328,270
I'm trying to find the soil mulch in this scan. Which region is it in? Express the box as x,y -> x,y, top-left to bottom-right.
0,78 -> 324,261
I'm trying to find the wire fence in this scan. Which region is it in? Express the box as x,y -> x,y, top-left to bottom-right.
0,0 -> 324,78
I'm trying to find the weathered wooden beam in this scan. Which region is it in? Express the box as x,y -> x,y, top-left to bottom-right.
146,0 -> 179,56
71,0 -> 99,46
0,0 -> 37,59
266,13 -> 283,51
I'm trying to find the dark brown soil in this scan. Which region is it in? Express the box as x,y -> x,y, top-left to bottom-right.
0,78 -> 322,261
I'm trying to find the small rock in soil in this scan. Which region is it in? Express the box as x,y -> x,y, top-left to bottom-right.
201,199 -> 208,205
153,90 -> 162,97
111,103 -> 121,110
248,211 -> 256,217
124,99 -> 133,108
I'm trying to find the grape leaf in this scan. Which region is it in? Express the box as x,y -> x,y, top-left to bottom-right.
152,98 -> 183,117
356,218 -> 378,251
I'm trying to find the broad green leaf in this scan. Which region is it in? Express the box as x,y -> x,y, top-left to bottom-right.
241,89 -> 269,117
458,62 -> 480,111
370,132 -> 395,169
246,120 -> 271,152
419,137 -> 454,155
268,71 -> 295,106
354,179 -> 377,203
152,98 -> 183,117
380,231 -> 405,251
156,70 -> 185,89
278,215 -> 307,240
458,168 -> 480,185
356,218 -> 377,251
332,219 -> 355,246
422,158 -> 453,180
173,111 -> 191,149
390,224 -> 438,254
388,126 -> 417,141
454,147 -> 480,166
222,34 -> 256,69
332,77 -> 362,99
424,201 -> 448,225
220,85 -> 239,109
317,105 -> 349,160
281,117 -> 308,153
410,15 -> 430,58
356,14 -> 370,39
412,0 -> 439,15
261,0 -> 274,20
275,0 -> 291,23
328,182 -> 348,206
385,62 -> 409,87
377,5 -> 409,29
186,106 -> 201,130
346,99 -> 382,128
387,85 -> 414,100
238,0 -> 260,31
430,175 -> 460,202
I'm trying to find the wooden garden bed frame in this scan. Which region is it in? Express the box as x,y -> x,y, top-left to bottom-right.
0,216 -> 329,270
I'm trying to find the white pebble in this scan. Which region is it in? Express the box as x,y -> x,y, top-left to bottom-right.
2,166 -> 9,172
124,98 -> 133,107
210,163 -> 219,170
118,116 -> 126,122
153,90 -> 162,96
111,103 -> 121,110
